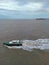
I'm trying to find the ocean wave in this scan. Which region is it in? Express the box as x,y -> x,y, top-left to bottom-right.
5,39 -> 49,51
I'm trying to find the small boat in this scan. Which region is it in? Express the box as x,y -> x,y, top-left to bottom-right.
3,40 -> 22,46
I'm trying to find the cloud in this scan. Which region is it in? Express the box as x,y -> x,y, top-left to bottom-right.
0,0 -> 48,13
46,8 -> 49,12
0,0 -> 19,10
0,0 -> 49,18
0,0 -> 43,12
20,2 -> 43,12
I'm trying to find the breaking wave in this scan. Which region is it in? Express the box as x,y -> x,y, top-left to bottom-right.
6,39 -> 49,51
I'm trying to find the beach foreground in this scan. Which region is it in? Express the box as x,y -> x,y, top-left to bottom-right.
0,44 -> 49,65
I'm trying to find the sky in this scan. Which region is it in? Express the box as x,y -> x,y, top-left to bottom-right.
0,0 -> 49,19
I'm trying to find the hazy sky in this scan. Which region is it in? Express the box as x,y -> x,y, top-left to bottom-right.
0,0 -> 49,19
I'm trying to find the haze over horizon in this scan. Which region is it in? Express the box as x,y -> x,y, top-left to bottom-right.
0,0 -> 49,19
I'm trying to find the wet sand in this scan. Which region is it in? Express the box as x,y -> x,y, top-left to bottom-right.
0,19 -> 49,65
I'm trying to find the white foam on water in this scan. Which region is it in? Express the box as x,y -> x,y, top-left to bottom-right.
6,46 -> 22,49
6,39 -> 49,51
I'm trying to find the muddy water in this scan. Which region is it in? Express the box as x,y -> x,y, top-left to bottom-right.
0,19 -> 49,42
0,19 -> 49,65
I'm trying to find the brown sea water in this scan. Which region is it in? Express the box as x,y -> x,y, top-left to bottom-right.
0,19 -> 49,65
0,19 -> 49,42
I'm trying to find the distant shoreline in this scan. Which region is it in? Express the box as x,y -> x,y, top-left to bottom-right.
35,18 -> 49,20
0,18 -> 49,20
